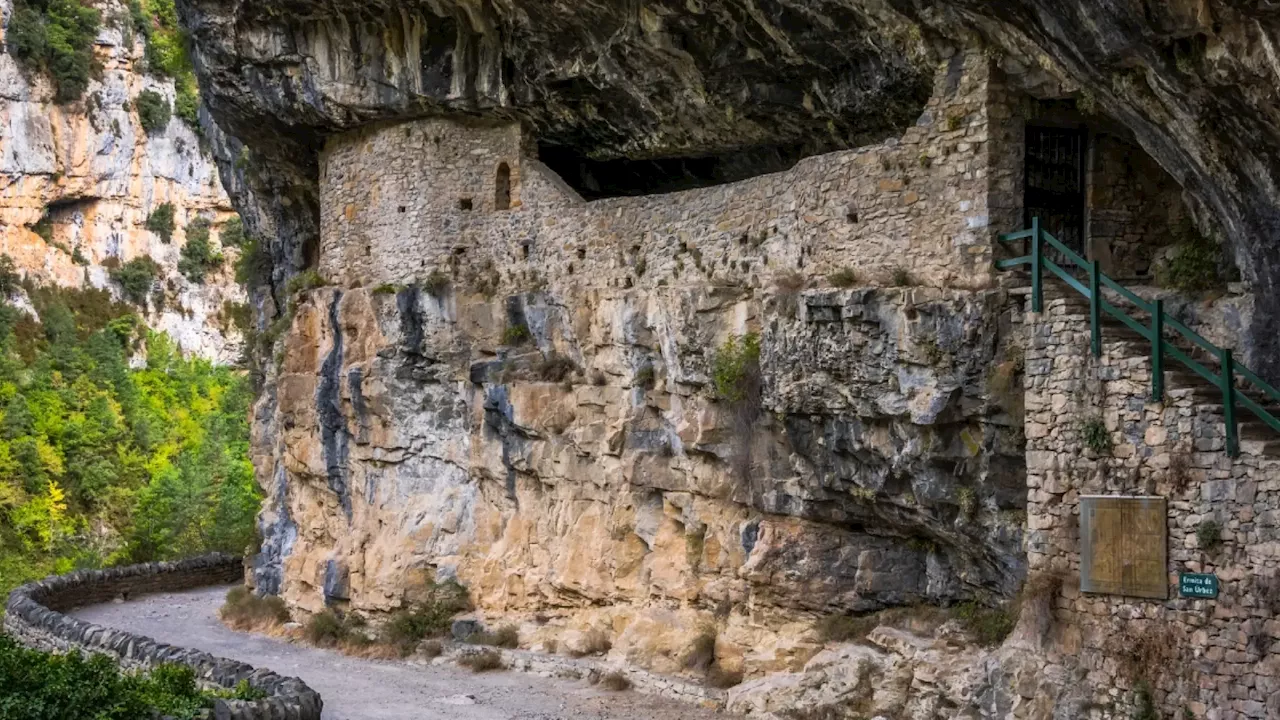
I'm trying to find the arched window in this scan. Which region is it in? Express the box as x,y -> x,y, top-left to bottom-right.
495,162 -> 511,210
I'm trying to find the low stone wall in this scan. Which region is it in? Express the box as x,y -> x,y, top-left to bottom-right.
3,554 -> 322,720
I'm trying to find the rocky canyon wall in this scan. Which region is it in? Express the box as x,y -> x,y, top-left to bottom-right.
0,0 -> 243,361
247,50 -> 1030,678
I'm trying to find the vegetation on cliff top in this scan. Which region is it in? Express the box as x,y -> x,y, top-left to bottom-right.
8,0 -> 101,103
0,268 -> 259,594
131,0 -> 200,126
0,636 -> 264,720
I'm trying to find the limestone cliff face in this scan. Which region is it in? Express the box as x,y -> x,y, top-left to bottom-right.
240,51 -> 1033,686
0,0 -> 243,361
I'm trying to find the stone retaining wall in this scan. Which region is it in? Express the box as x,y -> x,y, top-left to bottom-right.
1024,294 -> 1280,719
3,554 -> 322,720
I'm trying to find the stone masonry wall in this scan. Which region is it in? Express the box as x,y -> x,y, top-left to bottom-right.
319,51 -> 1005,294
1088,132 -> 1190,280
1024,294 -> 1280,719
3,554 -> 322,720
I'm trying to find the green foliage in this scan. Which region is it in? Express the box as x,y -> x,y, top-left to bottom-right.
303,611 -> 346,647
9,0 -> 101,103
30,213 -> 54,244
234,236 -> 272,289
0,635 -> 229,719
136,90 -> 171,134
381,580 -> 471,652
1132,680 -> 1158,720
1196,519 -> 1222,551
108,257 -> 159,305
0,256 -> 20,296
285,270 -> 324,298
145,202 -> 176,242
135,0 -> 201,128
711,333 -> 761,403
502,324 -> 531,346
953,601 -> 1016,647
0,283 -> 259,593
1081,416 -> 1112,454
178,218 -> 223,283
891,267 -> 913,287
1157,227 -> 1223,295
218,217 -> 245,248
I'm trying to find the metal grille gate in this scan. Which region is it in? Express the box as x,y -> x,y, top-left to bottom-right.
1024,126 -> 1086,261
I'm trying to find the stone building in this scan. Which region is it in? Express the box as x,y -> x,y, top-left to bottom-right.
257,40 -> 1268,717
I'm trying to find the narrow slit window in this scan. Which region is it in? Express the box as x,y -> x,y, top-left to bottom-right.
495,162 -> 512,210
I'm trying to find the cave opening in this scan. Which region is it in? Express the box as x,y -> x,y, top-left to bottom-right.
495,163 -> 511,210
537,142 -> 815,200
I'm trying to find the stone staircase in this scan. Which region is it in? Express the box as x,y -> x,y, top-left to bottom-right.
1042,283 -> 1280,458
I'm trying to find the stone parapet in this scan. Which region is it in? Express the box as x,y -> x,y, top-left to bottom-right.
3,554 -> 322,720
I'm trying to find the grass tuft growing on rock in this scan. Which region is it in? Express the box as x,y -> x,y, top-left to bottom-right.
459,648 -> 503,672
219,586 -> 289,632
828,268 -> 858,288
468,624 -> 519,649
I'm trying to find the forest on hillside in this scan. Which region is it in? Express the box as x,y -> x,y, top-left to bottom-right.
0,258 -> 259,593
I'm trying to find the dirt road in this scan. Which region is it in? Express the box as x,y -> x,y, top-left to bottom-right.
73,585 -> 731,720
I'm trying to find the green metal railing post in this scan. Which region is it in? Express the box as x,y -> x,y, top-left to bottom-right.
1223,349 -> 1238,458
1030,216 -> 1042,313
1151,299 -> 1164,401
1089,260 -> 1101,357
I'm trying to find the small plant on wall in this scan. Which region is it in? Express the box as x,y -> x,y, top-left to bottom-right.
1196,519 -> 1222,551
1081,416 -> 1111,455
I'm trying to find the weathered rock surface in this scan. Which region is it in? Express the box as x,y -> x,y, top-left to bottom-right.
0,0 -> 244,360
176,0 -> 1280,373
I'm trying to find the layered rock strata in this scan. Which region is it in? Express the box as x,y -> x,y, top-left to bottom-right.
0,0 -> 243,360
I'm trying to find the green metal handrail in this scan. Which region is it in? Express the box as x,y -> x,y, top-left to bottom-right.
996,220 -> 1280,457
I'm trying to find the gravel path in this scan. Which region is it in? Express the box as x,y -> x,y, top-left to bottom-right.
73,585 -> 732,720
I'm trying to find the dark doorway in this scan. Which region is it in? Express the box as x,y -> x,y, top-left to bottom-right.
1024,126 -> 1086,257
495,163 -> 511,210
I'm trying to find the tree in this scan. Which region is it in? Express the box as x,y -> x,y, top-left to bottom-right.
136,90 -> 171,134
178,219 -> 223,283
108,257 -> 160,305
145,203 -> 176,242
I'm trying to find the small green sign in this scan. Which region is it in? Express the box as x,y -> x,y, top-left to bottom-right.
1179,573 -> 1219,599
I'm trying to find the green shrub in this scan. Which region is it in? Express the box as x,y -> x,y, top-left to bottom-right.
377,580 -> 472,654
711,333 -> 761,403
219,217 -> 245,248
372,283 -> 400,295
1157,227 -> 1222,294
234,236 -> 272,288
178,218 -> 223,283
1196,519 -> 1222,551
0,636 -> 229,719
891,267 -> 913,287
9,0 -> 101,103
0,254 -> 20,295
136,90 -> 172,134
109,256 -> 160,305
1081,416 -> 1112,454
502,324 -> 531,346
285,270 -> 325,296
146,202 -> 176,242
303,610 -> 346,647
953,601 -> 1016,647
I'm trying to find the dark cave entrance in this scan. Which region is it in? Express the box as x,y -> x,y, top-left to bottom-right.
537,143 -> 813,200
